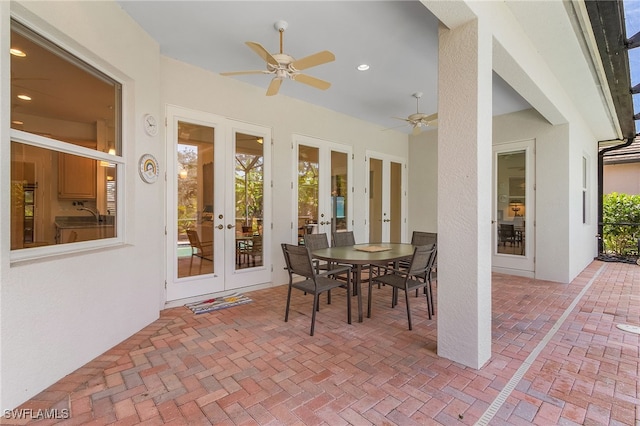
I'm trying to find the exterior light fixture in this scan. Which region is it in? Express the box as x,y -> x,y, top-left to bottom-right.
357,64 -> 370,71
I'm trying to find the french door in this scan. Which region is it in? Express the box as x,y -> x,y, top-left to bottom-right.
294,135 -> 352,244
492,139 -> 535,275
366,151 -> 407,243
166,106 -> 271,302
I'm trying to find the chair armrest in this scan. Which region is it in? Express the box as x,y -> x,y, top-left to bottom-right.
317,265 -> 351,277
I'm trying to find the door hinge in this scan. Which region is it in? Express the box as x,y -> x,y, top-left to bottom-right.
164,226 -> 167,235
271,180 -> 273,188
291,182 -> 293,189
352,153 -> 354,160
164,280 -> 167,289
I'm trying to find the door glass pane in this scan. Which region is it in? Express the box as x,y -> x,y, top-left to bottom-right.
298,145 -> 319,244
331,151 -> 348,234
177,121 -> 214,278
390,161 -> 402,243
235,133 -> 264,269
369,158 -> 383,242
496,150 -> 526,256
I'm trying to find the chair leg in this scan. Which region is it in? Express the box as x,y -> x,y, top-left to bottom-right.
367,280 -> 373,318
310,293 -> 319,336
346,271 -> 352,324
285,284 -> 293,322
327,289 -> 331,305
404,288 -> 413,330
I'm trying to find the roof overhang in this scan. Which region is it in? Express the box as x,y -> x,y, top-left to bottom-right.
585,0 -> 636,140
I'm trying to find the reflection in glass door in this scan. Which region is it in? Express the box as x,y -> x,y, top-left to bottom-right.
367,152 -> 406,243
176,122 -> 217,279
295,136 -> 351,244
234,133 -> 264,270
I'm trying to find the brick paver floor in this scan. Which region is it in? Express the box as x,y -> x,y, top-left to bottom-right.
3,260 -> 638,425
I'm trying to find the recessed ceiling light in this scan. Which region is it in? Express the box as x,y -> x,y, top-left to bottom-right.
357,64 -> 370,71
12,120 -> 24,125
10,48 -> 26,57
17,94 -> 32,101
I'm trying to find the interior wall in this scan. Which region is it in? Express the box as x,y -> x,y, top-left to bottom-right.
160,57 -> 409,287
1,1 -> 163,409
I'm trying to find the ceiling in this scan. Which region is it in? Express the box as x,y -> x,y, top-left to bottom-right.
117,1 -> 532,134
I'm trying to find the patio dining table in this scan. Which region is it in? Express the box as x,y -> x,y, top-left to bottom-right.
311,243 -> 416,322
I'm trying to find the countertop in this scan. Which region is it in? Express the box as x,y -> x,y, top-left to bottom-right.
54,216 -> 115,229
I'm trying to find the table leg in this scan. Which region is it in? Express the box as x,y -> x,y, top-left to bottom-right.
356,264 -> 363,322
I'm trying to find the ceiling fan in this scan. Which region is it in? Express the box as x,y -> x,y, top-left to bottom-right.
386,92 -> 438,135
221,20 -> 335,96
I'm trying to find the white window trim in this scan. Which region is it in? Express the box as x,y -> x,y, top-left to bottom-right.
10,129 -> 125,263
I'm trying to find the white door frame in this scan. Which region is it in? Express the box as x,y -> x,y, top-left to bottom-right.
365,150 -> 408,243
492,139 -> 535,276
165,106 -> 272,302
292,134 -> 353,242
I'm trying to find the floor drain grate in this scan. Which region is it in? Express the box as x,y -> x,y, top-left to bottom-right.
616,324 -> 640,335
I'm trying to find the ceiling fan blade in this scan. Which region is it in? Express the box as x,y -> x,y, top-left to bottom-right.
293,74 -> 331,90
220,70 -> 267,76
392,116 -> 411,123
423,112 -> 438,122
381,123 -> 410,132
291,50 -> 335,70
245,41 -> 278,66
266,78 -> 282,96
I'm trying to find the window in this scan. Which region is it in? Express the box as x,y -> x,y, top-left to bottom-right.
10,20 -> 122,254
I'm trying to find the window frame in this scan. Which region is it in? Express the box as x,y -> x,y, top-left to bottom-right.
9,19 -> 126,263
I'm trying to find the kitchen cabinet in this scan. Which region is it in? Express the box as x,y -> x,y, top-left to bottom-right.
58,151 -> 96,199
58,225 -> 114,244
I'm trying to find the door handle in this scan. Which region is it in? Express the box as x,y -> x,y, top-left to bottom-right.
216,224 -> 224,230
227,224 -> 235,229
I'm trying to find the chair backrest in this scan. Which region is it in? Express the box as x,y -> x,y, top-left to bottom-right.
186,230 -> 200,250
411,231 -> 437,246
304,233 -> 329,251
407,244 -> 436,276
500,224 -> 515,236
242,225 -> 252,235
332,230 -> 355,247
251,235 -> 263,253
281,243 -> 316,279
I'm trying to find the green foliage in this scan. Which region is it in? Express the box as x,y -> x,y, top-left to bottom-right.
602,192 -> 640,255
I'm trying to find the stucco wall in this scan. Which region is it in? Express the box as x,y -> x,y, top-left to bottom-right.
1,1 -> 164,409
604,163 -> 640,195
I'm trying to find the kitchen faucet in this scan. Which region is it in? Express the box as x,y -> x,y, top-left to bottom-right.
77,206 -> 100,221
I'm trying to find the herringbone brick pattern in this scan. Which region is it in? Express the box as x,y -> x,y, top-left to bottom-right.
3,260 -> 639,425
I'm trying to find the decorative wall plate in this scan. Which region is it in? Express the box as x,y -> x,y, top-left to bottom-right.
139,154 -> 159,184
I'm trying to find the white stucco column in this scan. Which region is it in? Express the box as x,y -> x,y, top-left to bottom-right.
437,18 -> 492,369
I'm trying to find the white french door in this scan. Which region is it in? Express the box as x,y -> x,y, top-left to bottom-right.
366,151 -> 407,243
293,135 -> 352,243
166,106 -> 271,302
492,139 -> 535,276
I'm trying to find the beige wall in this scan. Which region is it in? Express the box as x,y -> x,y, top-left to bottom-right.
604,163 -> 640,195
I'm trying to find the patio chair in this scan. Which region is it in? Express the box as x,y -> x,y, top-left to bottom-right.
281,243 -> 352,336
368,243 -> 436,330
186,230 -> 213,274
499,224 -> 516,246
332,230 -> 355,247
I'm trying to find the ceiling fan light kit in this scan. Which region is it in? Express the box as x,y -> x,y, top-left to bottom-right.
221,20 -> 335,96
384,92 -> 438,135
